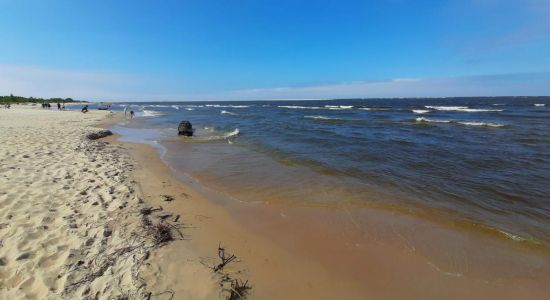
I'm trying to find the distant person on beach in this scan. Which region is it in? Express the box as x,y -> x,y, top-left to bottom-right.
81,105 -> 89,113
57,103 -> 61,110
130,110 -> 134,118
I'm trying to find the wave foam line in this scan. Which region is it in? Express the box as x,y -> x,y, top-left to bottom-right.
412,109 -> 430,114
206,104 -> 249,108
278,105 -> 324,109
425,106 -> 503,112
304,115 -> 341,120
221,110 -> 238,115
325,105 -> 354,110
139,110 -> 164,117
416,117 -> 505,127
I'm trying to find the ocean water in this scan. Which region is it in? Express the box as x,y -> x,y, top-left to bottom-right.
97,97 -> 550,249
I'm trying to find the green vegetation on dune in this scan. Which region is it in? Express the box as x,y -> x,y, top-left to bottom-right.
0,94 -> 84,104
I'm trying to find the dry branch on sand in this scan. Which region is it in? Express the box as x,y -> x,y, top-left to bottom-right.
211,244 -> 252,300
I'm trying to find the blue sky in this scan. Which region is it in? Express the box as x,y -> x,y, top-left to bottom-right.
1,0 -> 549,101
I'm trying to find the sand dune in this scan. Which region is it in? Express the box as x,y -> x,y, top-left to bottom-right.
0,107 -> 218,299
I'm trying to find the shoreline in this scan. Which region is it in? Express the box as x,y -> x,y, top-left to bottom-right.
109,115 -> 550,299
0,108 -> 221,299
111,137 -> 369,299
1,107 -> 549,299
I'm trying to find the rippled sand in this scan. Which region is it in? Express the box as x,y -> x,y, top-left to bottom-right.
0,107 -> 218,299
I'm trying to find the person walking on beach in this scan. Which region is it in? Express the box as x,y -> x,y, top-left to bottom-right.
130,110 -> 134,118
57,103 -> 61,110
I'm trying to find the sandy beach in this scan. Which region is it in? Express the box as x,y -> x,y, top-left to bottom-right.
0,107 -> 220,299
2,106 -> 550,300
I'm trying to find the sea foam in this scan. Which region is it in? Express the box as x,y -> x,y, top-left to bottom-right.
416,117 -> 505,127
139,110 -> 164,117
304,115 -> 341,120
221,110 -> 238,115
412,109 -> 430,114
425,106 -> 503,112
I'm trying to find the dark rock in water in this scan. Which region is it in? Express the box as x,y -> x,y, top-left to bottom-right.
86,130 -> 113,140
178,121 -> 193,136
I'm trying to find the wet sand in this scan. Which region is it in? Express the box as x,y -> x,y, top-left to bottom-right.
118,133 -> 550,299
2,106 -> 547,299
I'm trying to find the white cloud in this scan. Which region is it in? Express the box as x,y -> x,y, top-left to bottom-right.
0,64 -> 146,101
202,73 -> 550,100
1,64 -> 549,101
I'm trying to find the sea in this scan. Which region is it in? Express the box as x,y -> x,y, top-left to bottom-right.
81,97 -> 550,250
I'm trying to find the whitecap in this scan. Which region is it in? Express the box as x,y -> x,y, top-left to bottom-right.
415,117 -> 450,123
425,106 -> 468,111
412,109 -> 430,114
425,106 -> 502,112
458,122 -> 505,128
221,110 -> 237,115
139,110 -> 164,117
304,115 -> 341,120
415,117 -> 505,127
224,128 -> 240,138
278,105 -> 324,109
324,105 -> 353,110
460,108 -> 503,112
534,103 -> 546,107
206,104 -> 249,108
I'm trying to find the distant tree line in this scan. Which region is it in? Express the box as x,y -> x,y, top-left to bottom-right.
0,94 -> 85,104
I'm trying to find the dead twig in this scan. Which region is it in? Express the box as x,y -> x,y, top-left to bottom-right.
213,244 -> 237,273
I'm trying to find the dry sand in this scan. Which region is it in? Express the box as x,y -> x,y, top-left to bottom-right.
0,107 -> 219,299
2,106 -> 549,300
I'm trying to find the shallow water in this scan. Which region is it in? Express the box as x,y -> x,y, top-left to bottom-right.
102,97 -> 550,249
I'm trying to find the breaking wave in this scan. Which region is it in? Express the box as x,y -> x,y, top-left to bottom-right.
221,110 -> 238,115
278,105 -> 324,110
534,104 -> 546,107
325,105 -> 354,110
415,117 -> 450,123
223,128 -> 240,138
139,110 -> 164,117
206,104 -> 250,108
416,117 -> 505,127
304,115 -> 342,120
412,109 -> 430,114
458,122 -> 506,128
145,104 -> 171,108
425,106 -> 503,112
